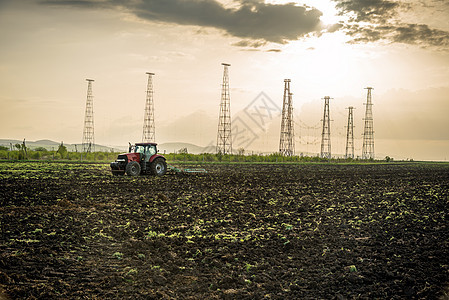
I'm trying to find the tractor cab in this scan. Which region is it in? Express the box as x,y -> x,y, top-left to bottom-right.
133,143 -> 157,162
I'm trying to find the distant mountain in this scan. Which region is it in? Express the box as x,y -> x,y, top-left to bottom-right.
35,139 -> 60,145
0,139 -> 121,152
0,139 -> 211,154
158,142 -> 211,154
0,139 -> 26,146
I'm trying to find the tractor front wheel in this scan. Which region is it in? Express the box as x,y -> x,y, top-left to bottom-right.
151,158 -> 167,176
126,161 -> 141,176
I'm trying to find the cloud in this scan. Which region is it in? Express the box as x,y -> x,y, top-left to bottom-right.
334,0 -> 403,23
325,23 -> 343,33
345,23 -> 449,48
38,0 -> 449,49
333,0 -> 449,49
40,0 -> 108,9
232,40 -> 267,48
41,0 -> 323,45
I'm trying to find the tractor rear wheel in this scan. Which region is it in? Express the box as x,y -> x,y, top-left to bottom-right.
151,158 -> 167,176
126,161 -> 141,176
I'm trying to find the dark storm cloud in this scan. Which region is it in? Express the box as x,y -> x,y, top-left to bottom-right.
41,0 -> 323,45
333,0 -> 449,49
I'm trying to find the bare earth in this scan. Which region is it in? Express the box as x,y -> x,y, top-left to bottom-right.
1,162 -> 449,299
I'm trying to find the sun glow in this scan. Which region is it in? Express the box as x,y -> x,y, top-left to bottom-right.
280,30 -> 359,93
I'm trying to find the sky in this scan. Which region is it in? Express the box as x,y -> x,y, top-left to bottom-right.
0,0 -> 448,160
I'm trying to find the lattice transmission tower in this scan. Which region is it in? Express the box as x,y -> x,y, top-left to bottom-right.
345,106 -> 355,159
279,79 -> 294,156
362,87 -> 374,159
82,79 -> 95,153
320,96 -> 332,159
216,63 -> 232,154
142,72 -> 155,142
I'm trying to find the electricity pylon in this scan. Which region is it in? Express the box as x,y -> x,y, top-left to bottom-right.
216,63 -> 232,154
345,106 -> 355,159
142,72 -> 155,142
82,79 -> 95,153
362,87 -> 374,159
320,96 -> 332,159
279,79 -> 294,156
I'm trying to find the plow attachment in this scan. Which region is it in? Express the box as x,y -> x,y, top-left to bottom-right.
168,165 -> 208,174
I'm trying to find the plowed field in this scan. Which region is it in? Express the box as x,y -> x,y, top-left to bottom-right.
1,162 -> 449,299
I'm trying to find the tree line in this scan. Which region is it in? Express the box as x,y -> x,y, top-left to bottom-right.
0,143 -> 394,163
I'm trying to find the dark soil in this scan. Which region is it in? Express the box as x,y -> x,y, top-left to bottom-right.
1,162 -> 449,299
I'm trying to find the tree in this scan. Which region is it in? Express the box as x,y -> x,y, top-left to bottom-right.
15,143 -> 27,160
178,147 -> 188,154
57,142 -> 68,159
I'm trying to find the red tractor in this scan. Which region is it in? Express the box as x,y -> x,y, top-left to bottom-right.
110,142 -> 167,176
